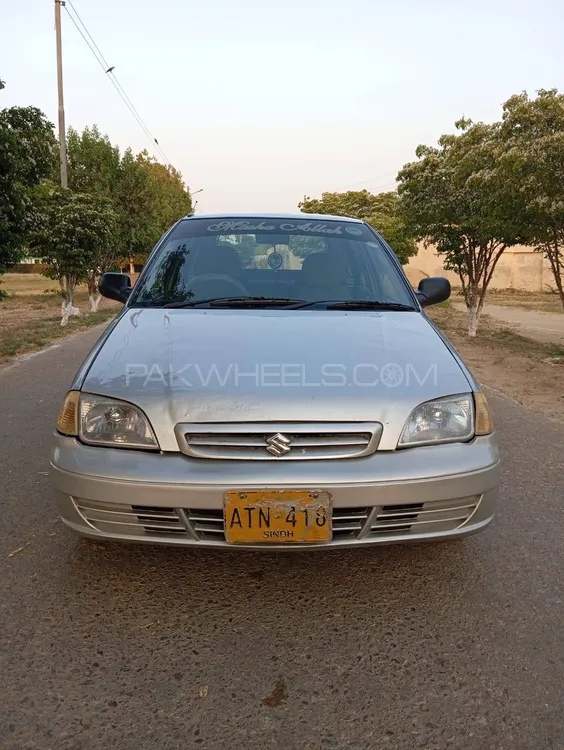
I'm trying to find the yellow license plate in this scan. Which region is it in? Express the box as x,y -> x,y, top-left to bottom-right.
223,490 -> 333,544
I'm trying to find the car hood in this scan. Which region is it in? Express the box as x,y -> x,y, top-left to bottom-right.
82,308 -> 472,451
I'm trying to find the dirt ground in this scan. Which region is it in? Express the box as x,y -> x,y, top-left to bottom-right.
0,274 -> 134,366
452,302 -> 564,346
485,289 -> 563,313
1,272 -> 139,296
429,305 -> 564,424
0,289 -> 119,365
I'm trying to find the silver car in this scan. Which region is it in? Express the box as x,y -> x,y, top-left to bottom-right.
51,214 -> 499,549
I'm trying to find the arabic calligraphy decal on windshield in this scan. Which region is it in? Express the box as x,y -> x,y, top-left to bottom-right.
206,220 -> 361,236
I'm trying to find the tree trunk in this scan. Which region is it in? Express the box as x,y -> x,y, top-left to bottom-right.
60,277 -> 80,327
464,285 -> 484,337
536,232 -> 564,310
58,276 -> 66,301
458,241 -> 506,337
87,274 -> 101,312
467,304 -> 481,337
89,293 -> 102,312
544,239 -> 564,312
129,258 -> 135,275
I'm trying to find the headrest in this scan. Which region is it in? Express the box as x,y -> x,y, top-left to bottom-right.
191,245 -> 242,276
301,252 -> 347,284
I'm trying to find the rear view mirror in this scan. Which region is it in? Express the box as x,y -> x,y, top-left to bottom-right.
99,272 -> 132,303
416,277 -> 451,308
255,234 -> 290,246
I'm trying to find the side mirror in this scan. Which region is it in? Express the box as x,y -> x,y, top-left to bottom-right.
99,272 -> 132,303
416,277 -> 451,308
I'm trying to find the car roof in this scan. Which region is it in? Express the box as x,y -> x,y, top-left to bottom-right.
181,212 -> 364,223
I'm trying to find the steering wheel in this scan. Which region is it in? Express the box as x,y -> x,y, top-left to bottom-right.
188,274 -> 248,298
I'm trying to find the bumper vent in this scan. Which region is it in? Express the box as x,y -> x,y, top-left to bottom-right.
368,497 -> 479,537
72,496 -> 480,544
74,499 -> 188,537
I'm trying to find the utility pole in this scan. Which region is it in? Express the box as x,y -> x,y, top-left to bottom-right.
54,0 -> 68,188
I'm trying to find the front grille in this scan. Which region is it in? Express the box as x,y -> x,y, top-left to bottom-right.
74,498 -> 188,538
175,422 -> 382,460
184,506 -> 369,541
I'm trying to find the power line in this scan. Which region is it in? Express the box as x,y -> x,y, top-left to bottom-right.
63,3 -> 170,165
65,0 -> 171,165
63,1 -> 171,166
66,0 -> 111,69
342,170 -> 398,190
363,180 -> 399,193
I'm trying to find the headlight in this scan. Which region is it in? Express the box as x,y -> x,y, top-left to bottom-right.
398,393 -> 474,448
79,394 -> 159,449
56,392 -> 159,450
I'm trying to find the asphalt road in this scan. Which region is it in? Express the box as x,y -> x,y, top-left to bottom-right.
2,327 -> 564,750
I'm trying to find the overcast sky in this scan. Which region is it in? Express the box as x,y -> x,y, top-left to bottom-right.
3,0 -> 564,213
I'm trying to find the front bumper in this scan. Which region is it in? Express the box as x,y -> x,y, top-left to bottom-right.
51,434 -> 500,550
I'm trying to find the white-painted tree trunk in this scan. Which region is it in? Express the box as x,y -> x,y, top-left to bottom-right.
467,302 -> 481,337
89,293 -> 102,312
60,280 -> 80,327
60,300 -> 81,326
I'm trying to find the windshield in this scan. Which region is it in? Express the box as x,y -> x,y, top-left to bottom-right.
130,217 -> 416,309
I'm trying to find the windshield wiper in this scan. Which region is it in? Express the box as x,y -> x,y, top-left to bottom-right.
165,296 -> 307,309
164,296 -> 416,311
327,300 -> 416,311
290,299 -> 417,311
210,296 -> 309,308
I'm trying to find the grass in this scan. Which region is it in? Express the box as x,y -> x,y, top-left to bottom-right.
483,289 -> 563,314
442,286 -> 563,314
0,290 -> 118,365
0,309 -> 116,360
1,273 -> 60,296
1,272 -> 140,297
428,304 -> 562,360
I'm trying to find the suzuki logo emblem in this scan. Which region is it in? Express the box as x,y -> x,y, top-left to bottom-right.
266,433 -> 292,457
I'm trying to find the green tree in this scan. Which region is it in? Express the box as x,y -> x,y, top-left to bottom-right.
32,190 -> 117,324
141,152 -> 192,233
115,148 -> 161,268
67,125 -> 121,196
298,190 -> 417,264
300,189 -> 381,220
498,89 -> 564,310
0,106 -> 57,273
397,119 -> 524,336
67,129 -> 154,268
66,128 -> 193,271
366,194 -> 418,265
